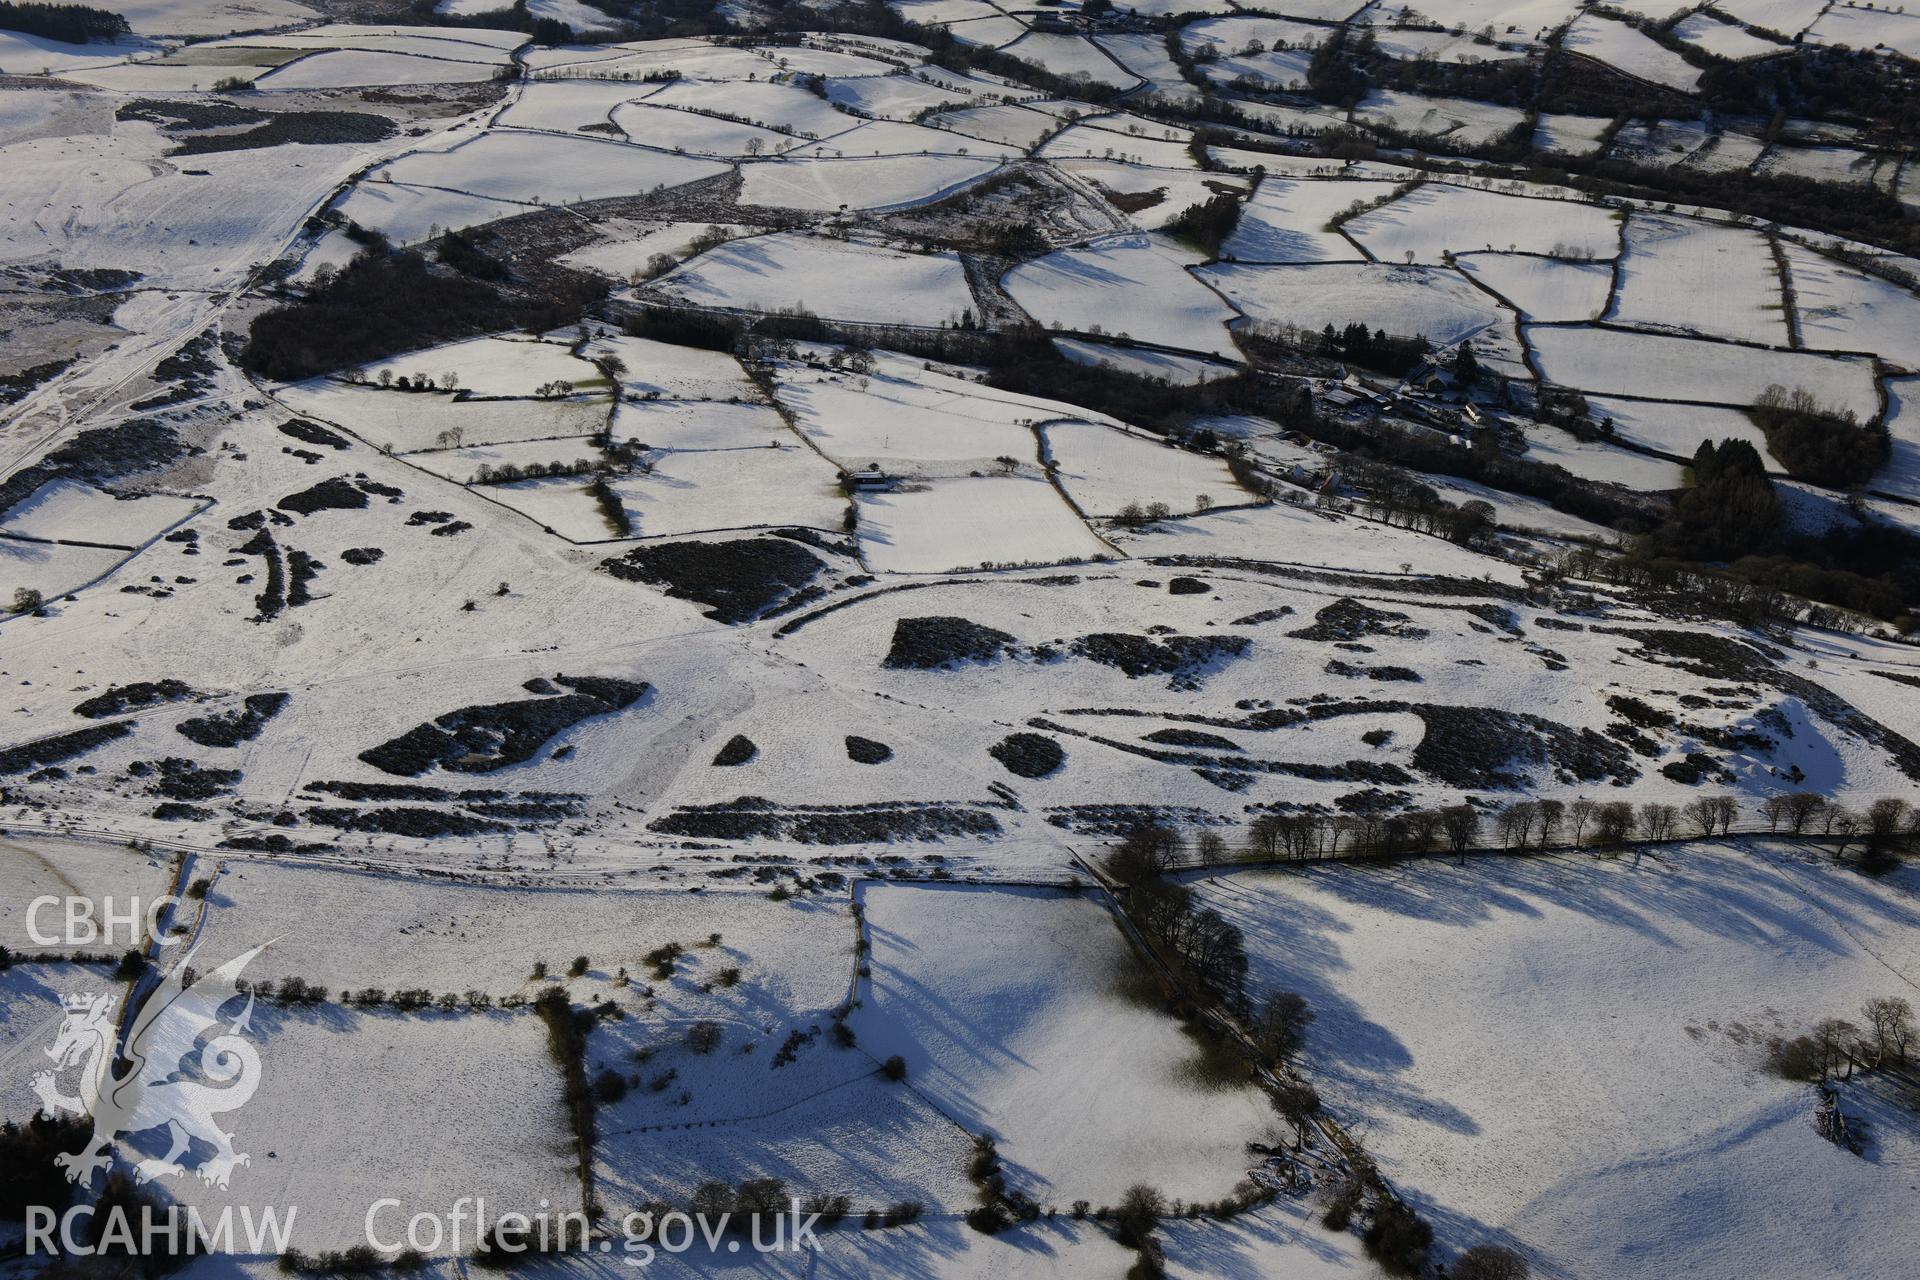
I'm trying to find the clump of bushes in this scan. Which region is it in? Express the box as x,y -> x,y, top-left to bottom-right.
600,536 -> 825,624
882,615 -> 1018,669
988,731 -> 1064,778
279,1245 -> 427,1274
1749,385 -> 1889,488
712,734 -> 757,766
845,735 -> 892,764
1363,1199 -> 1433,1275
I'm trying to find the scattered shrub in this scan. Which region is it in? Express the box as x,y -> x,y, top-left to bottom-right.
1453,1245 -> 1531,1280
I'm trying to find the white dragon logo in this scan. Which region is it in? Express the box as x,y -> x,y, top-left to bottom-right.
33,943 -> 271,1190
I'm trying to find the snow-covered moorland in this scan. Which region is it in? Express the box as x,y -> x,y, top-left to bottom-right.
4,9 -> 1920,1279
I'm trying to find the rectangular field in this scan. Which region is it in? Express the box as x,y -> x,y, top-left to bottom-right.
1527,326 -> 1879,418
854,475 -> 1110,573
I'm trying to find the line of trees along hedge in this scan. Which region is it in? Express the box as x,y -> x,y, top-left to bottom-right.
1109,826 -> 1250,1016
404,0 -> 724,42
0,2 -> 127,42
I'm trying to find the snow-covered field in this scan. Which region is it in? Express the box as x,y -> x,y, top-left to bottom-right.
1607,214 -> 1789,346
1219,177 -> 1381,263
559,222 -> 762,281
1528,325 -> 1880,418
255,49 -> 503,89
777,370 -> 1040,470
1005,233 -> 1240,357
0,961 -> 120,1122
1201,261 -> 1504,345
642,79 -> 856,137
1584,396 -> 1775,461
1783,242 -> 1920,370
276,381 -> 609,452
1673,12 -> 1794,60
1039,121 -> 1198,169
0,834 -> 175,953
1041,420 -> 1243,517
853,884 -> 1273,1206
0,480 -> 202,548
1455,252 -> 1615,321
855,475 -> 1111,572
1344,183 -> 1618,264
1001,33 -> 1140,90
372,133 -> 728,206
739,154 -> 1000,211
352,336 -> 601,399
1564,12 -> 1703,93
1058,160 -> 1247,232
610,400 -> 787,452
1192,843 -> 1920,1278
165,1005 -> 579,1251
331,182 -> 533,246
1880,376 -> 1920,501
651,232 -> 976,326
925,101 -> 1066,149
585,334 -> 759,401
606,445 -> 844,538
1352,89 -> 1526,148
198,862 -> 851,999
0,538 -> 135,603
1808,3 -> 1920,59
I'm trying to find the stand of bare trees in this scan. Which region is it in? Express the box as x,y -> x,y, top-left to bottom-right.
1212,792 -> 1919,871
1108,826 -> 1249,1016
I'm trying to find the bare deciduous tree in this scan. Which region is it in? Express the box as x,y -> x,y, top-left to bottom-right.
1711,794 -> 1736,835
1862,997 -> 1914,1068
1814,1018 -> 1862,1080
1252,992 -> 1315,1065
1759,794 -> 1787,833
1496,801 -> 1537,851
1866,798 -> 1910,852
1568,798 -> 1596,846
1410,809 -> 1443,853
1443,805 -> 1480,864
1110,824 -> 1183,885
1782,792 -> 1824,836
1535,799 -> 1565,850
1595,801 -> 1635,849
